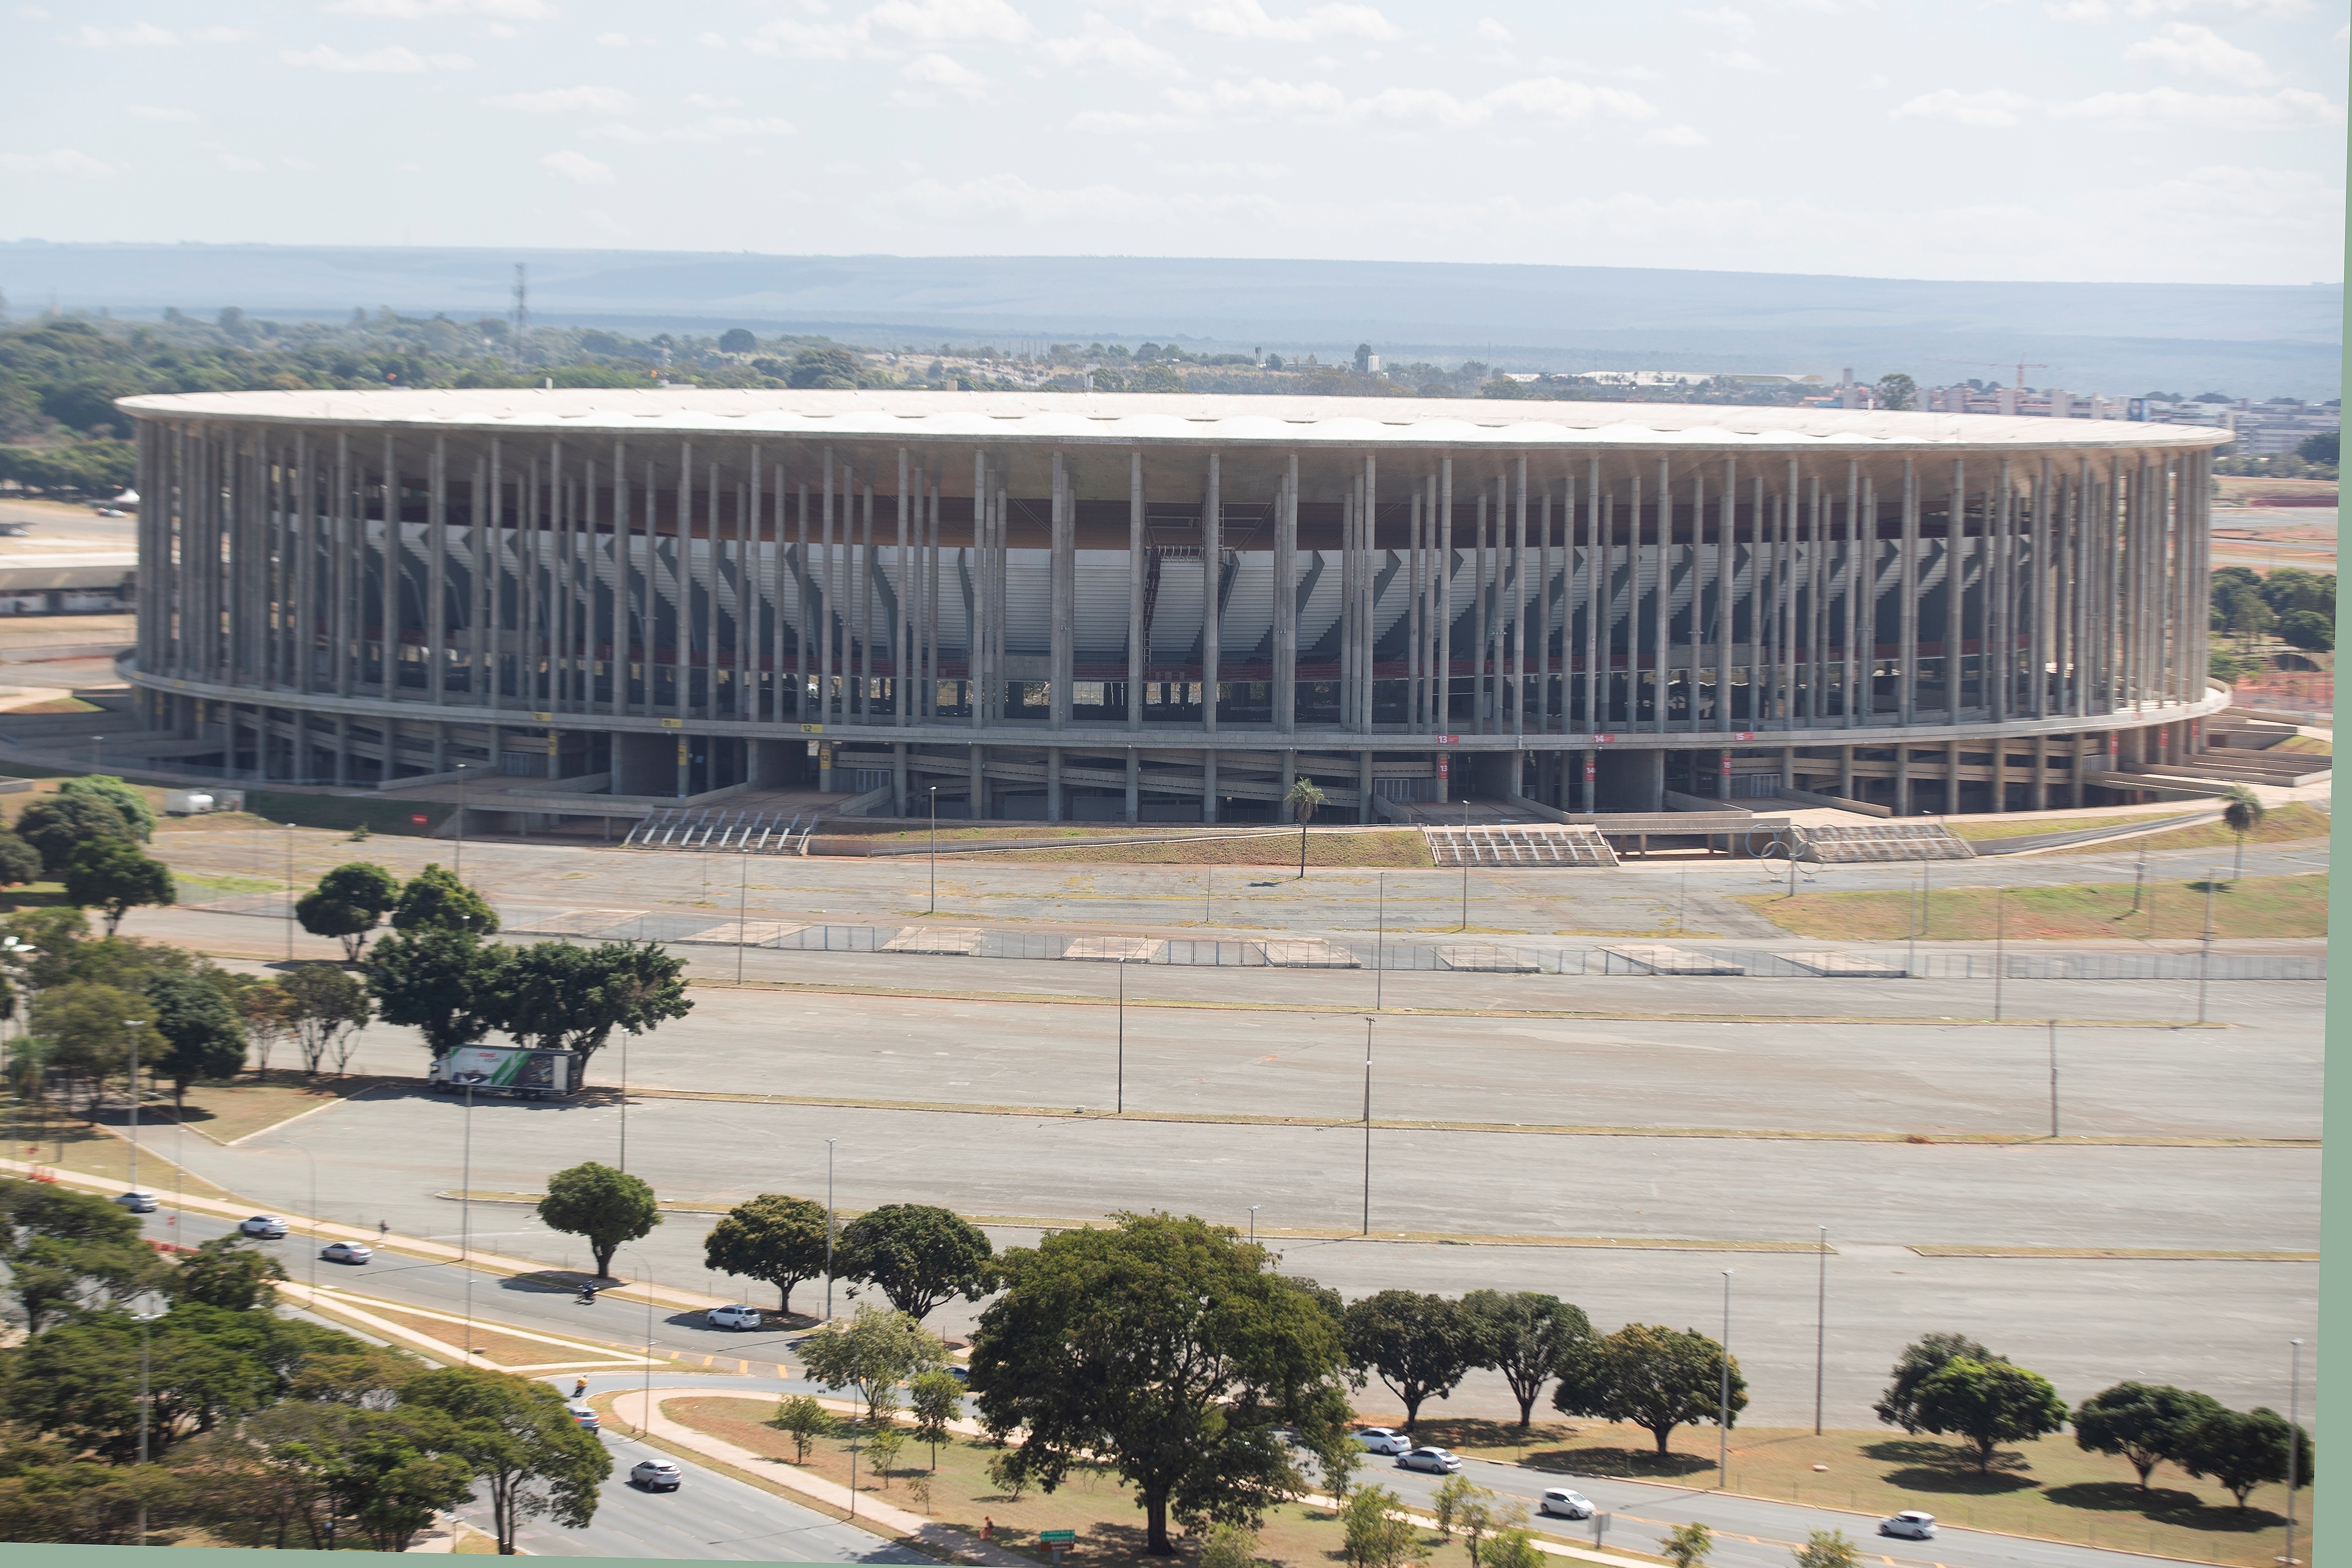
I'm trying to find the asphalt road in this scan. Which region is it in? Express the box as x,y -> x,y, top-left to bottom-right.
144,1207 -> 2195,1568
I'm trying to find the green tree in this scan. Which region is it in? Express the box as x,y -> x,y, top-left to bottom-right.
1430,1473 -> 1478,1538
1338,1485 -> 1417,1568
534,1161 -> 660,1280
2279,608 -> 2333,651
1200,1520 -> 1261,1568
14,1308 -> 275,1460
970,1211 -> 1348,1556
0,829 -> 43,886
1910,1356 -> 2068,1474
2296,429 -> 2338,465
1790,1529 -> 1860,1568
62,838 -> 173,934
297,861 -> 401,961
1552,1323 -> 1747,1458
365,927 -> 506,1060
2073,1382 -> 2224,1493
280,961 -> 371,1077
801,1302 -> 948,1417
704,1193 -> 832,1316
787,347 -> 866,389
391,864 -> 500,936
57,776 -> 155,841
2219,783 -> 2266,882
144,970 -> 246,1116
1299,1394 -> 1362,1503
171,1235 -> 289,1311
865,1423 -> 907,1486
1284,776 -> 1327,878
909,1369 -> 962,1470
772,1394 -> 831,1463
2177,1405 -> 2312,1511
1659,1522 -> 1713,1568
1343,1290 -> 1481,1432
1462,1289 -> 1591,1430
1873,1331 -> 1993,1433
29,981 -> 155,1119
481,939 -> 689,1085
836,1202 -> 994,1322
402,1366 -> 608,1554
0,1175 -> 168,1332
1875,374 -> 1916,411
17,790 -> 135,875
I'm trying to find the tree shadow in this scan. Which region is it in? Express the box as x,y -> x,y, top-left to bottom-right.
1862,1438 -> 2039,1494
2042,1482 -> 2204,1518
1516,1444 -> 1716,1481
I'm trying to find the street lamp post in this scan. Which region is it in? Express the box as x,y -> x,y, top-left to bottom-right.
2047,1019 -> 2060,1138
1374,870 -> 1385,1011
824,1138 -> 838,1320
123,1018 -> 147,1197
454,763 -> 468,877
2285,1336 -> 2304,1566
132,1292 -> 166,1547
618,1034 -> 629,1174
624,1246 -> 656,1437
298,1143 -> 318,1295
927,787 -> 938,915
1360,1018 -> 1374,1236
1813,1227 -> 1827,1437
284,822 -> 297,960
459,1076 -> 478,1357
1115,959 -> 1125,1115
1717,1271 -> 1732,1489
1248,1205 -> 1258,1247
735,846 -> 750,984
2197,866 -> 2218,1025
1459,797 -> 1470,930
1992,887 -> 2005,1021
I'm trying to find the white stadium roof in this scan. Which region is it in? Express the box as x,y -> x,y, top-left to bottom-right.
119,388 -> 2231,454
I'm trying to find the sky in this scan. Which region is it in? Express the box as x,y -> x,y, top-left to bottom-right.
4,0 -> 2346,286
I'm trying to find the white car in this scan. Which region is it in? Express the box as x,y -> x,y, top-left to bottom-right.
1538,1489 -> 1595,1520
630,1459 -> 682,1491
1396,1447 -> 1464,1474
115,1191 -> 159,1213
706,1305 -> 762,1331
1352,1427 -> 1411,1456
1879,1512 -> 1936,1540
240,1215 -> 289,1239
320,1240 -> 373,1265
566,1400 -> 601,1434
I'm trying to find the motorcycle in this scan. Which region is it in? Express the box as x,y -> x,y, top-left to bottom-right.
577,1285 -> 599,1305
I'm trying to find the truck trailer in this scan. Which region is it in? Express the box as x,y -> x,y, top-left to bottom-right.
427,1045 -> 578,1099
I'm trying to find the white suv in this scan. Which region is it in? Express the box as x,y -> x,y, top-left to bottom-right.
1879,1512 -> 1936,1540
706,1305 -> 762,1330
1351,1427 -> 1410,1455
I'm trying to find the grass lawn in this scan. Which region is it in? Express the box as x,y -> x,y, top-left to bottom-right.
2,1093 -> 236,1199
171,1071 -> 396,1144
1381,1415 -> 2305,1567
1737,872 -> 2326,941
2273,734 -> 2331,754
660,1394 -> 1516,1568
1947,803 -> 2329,849
989,830 -> 1433,869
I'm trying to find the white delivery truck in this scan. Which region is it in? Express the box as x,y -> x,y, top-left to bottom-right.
427,1045 -> 578,1100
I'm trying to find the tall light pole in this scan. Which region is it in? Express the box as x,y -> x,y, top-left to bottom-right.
1813,1228 -> 1827,1437
284,822 -> 297,960
123,1018 -> 147,1196
2047,1019 -> 2060,1138
927,787 -> 938,915
2197,866 -> 2218,1025
824,1138 -> 838,1320
132,1291 -> 166,1546
1374,871 -> 1385,1011
617,1034 -> 629,1174
1360,1018 -> 1374,1236
624,1246 -> 656,1437
1992,886 -> 2005,1021
1248,1205 -> 1259,1247
735,845 -> 750,984
1115,959 -> 1126,1114
459,1075 -> 478,1358
298,1143 -> 318,1295
454,762 -> 468,877
2285,1336 -> 2303,1567
1459,797 -> 1470,930
1717,1270 -> 1732,1489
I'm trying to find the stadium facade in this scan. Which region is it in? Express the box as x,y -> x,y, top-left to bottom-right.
116,390 -> 2229,823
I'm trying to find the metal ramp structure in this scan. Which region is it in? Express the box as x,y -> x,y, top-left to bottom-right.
622,808 -> 815,853
1791,822 -> 1975,864
1421,823 -> 1619,868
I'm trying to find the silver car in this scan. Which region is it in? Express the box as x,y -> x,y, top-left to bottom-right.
1352,1426 -> 1410,1456
1396,1447 -> 1464,1474
241,1215 -> 289,1239
1538,1489 -> 1595,1519
320,1240 -> 373,1265
1879,1512 -> 1936,1540
630,1460 -> 682,1491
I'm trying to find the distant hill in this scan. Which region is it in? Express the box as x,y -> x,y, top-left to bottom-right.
0,242 -> 2337,399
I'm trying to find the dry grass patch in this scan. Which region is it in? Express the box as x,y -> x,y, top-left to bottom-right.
171,1072 -> 396,1144
1382,1416 -> 2304,1567
996,830 -> 1433,869
2,1095 -> 236,1199
1738,871 -> 2326,941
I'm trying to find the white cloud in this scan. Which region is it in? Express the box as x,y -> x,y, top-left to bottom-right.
216,152 -> 265,172
70,23 -> 177,45
280,44 -> 478,70
2123,21 -> 2278,83
323,0 -> 556,16
483,84 -> 636,112
893,51 -> 990,103
868,0 -> 1033,43
594,31 -> 654,45
1162,73 -> 1655,128
2054,84 -> 2343,126
1473,17 -> 1511,42
696,31 -> 729,46
1892,87 -> 2037,125
539,149 -> 614,183
1180,1 -> 1402,43
684,92 -> 743,108
282,156 -> 317,170
129,105 -> 198,121
17,6 -> 51,17
0,148 -> 119,176
1041,13 -> 1184,75
1069,108 -> 1196,131
190,26 -> 258,41
1644,123 -> 1709,145
2049,0 -> 2312,18
1708,50 -> 1772,71
1680,5 -> 1758,40
1157,158 -> 1291,176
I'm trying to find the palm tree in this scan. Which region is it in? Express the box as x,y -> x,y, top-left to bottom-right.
1284,776 -> 1328,880
2219,783 -> 2266,883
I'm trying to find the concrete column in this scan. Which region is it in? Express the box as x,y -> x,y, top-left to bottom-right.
858,481 -> 875,724
1838,745 -> 1855,799
1654,460 -> 1672,734
1125,749 -> 1139,823
1203,454 -> 1220,734
1047,749 -> 1063,823
1362,452 -> 1379,732
334,715 -> 351,786
2031,734 -> 2050,811
1051,450 -> 1072,730
2071,732 -> 2089,808
1407,484 -> 1423,731
1129,452 -> 1146,732
821,451 -> 836,727
969,743 -> 985,820
1201,748 -> 1218,824
1990,738 -> 2007,811
1439,457 -> 1455,734
1898,459 -> 1918,725
1580,748 -> 1595,814
1358,749 -> 1374,825
433,721 -> 448,775
1946,738 -> 1963,815
1473,487 -> 1490,733
893,742 -> 908,817
1780,746 -> 1796,790
1277,454 -> 1297,732
1894,745 -> 1911,816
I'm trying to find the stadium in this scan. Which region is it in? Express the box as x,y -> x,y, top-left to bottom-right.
113,389 -> 2230,831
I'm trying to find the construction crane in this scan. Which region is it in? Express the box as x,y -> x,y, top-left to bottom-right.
1933,358 -> 2050,391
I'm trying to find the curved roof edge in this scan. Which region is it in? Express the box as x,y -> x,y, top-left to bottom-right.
116,388 -> 2234,453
